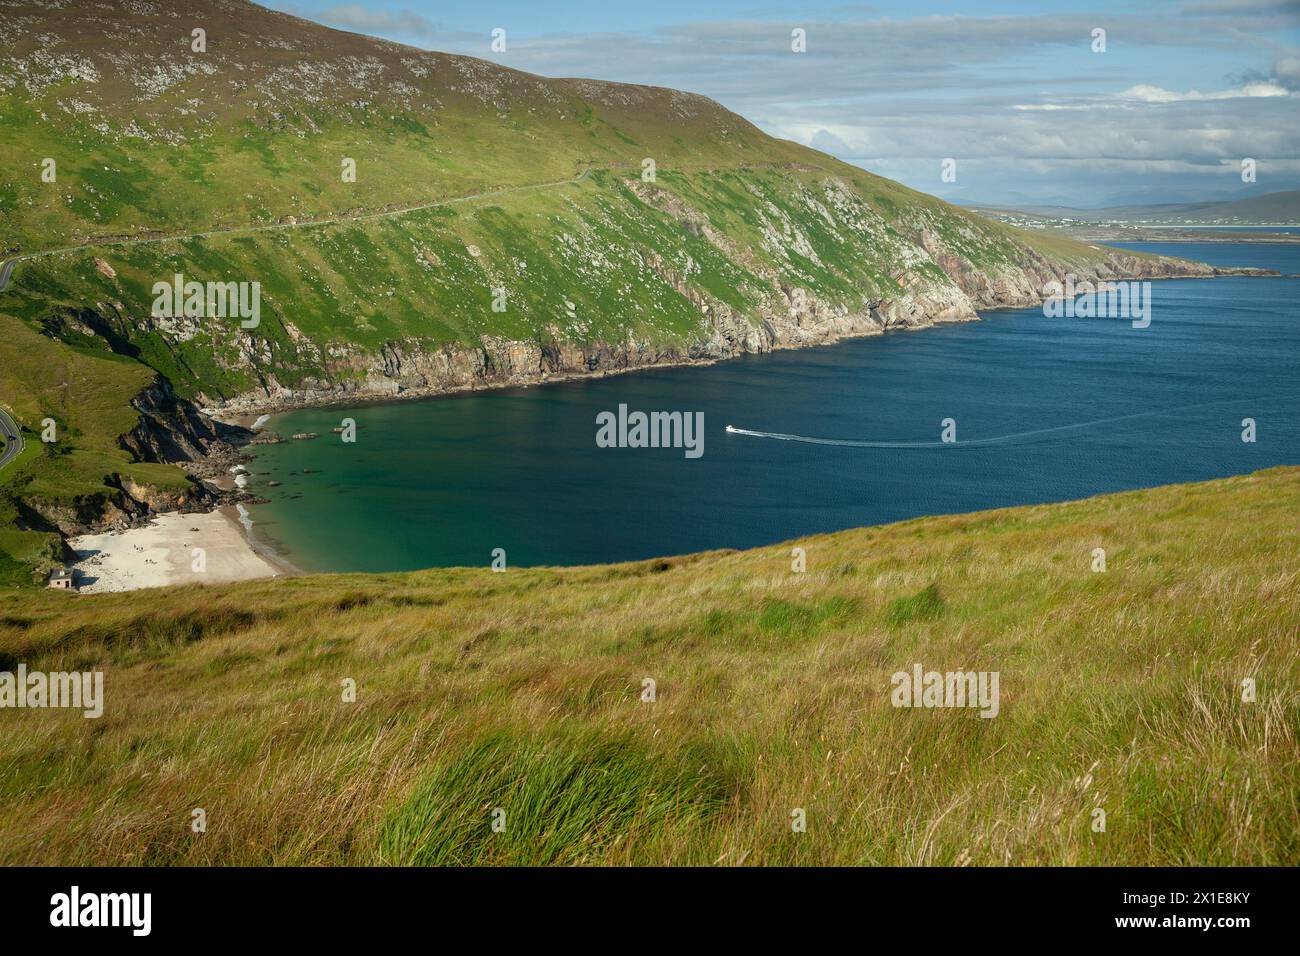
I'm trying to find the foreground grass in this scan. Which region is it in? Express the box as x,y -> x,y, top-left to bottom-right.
0,468 -> 1296,865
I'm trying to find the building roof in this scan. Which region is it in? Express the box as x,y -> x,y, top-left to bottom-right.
49,569 -> 73,580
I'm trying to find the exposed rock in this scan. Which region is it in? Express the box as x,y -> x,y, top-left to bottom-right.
120,376 -> 235,464
203,233 -> 1271,418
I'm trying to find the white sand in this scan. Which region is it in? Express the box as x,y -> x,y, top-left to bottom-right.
70,508 -> 282,593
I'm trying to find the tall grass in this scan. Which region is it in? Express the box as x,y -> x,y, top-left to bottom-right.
0,467 -> 1296,865
379,729 -> 736,865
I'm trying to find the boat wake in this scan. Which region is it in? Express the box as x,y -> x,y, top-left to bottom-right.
723,398 -> 1267,449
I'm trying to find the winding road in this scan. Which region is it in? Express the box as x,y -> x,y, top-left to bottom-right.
0,408 -> 22,474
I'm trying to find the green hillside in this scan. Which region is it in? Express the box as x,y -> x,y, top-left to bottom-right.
1,0 -> 1184,409
4,163 -> 1095,401
1,467 -> 1296,864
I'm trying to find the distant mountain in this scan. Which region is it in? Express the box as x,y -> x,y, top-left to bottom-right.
972,191 -> 1300,224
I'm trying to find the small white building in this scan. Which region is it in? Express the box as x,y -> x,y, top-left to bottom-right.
47,568 -> 76,591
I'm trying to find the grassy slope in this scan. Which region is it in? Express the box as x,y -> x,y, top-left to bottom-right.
0,0 -> 805,252
6,164 -> 1081,400
0,467 -> 1296,865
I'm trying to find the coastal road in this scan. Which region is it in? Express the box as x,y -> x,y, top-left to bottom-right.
0,165 -> 605,294
0,408 -> 22,474
0,160 -> 790,293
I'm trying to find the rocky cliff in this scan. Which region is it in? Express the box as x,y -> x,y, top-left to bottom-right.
200,227 -> 1268,417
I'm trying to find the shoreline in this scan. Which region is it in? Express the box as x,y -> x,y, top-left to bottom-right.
209,266 -> 1280,424
1062,231 -> 1300,245
68,506 -> 297,594
215,349 -> 777,425
230,502 -> 305,579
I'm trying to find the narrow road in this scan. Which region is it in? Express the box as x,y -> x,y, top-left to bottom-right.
0,408 -> 23,474
0,166 -> 598,294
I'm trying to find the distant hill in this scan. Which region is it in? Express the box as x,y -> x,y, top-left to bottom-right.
972,190 -> 1300,225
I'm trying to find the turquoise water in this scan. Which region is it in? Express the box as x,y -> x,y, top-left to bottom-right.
248,242 -> 1299,572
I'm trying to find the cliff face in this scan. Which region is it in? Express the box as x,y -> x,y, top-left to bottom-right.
120,377 -> 245,464
26,145 -> 1278,421
31,166 -> 1267,429
201,231 -> 1259,416
22,475 -> 213,539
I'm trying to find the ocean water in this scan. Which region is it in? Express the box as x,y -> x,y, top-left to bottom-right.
247,242 -> 1299,572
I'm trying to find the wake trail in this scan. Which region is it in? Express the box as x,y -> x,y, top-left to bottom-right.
724,396 -> 1284,449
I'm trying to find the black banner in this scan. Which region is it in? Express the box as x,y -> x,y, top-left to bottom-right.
1,866 -> 1285,942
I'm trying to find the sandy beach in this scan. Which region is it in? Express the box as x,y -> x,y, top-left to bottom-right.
69,507 -> 291,593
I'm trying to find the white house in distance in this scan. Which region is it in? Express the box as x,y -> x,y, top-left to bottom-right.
47,568 -> 76,591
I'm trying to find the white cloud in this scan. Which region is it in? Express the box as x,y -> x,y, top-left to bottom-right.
285,4 -> 1300,203
1117,82 -> 1291,102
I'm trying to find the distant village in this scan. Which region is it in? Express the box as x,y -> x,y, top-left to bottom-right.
971,207 -> 1300,243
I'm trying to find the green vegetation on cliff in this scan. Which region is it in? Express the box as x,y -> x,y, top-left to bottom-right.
5,163 -> 1075,400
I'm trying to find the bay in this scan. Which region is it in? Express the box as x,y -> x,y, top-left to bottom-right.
247,241 -> 1299,572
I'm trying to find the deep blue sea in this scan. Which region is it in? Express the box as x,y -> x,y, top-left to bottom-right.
248,242 -> 1299,572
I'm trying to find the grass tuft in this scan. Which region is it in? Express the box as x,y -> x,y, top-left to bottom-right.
885,583 -> 945,626
378,729 -> 734,865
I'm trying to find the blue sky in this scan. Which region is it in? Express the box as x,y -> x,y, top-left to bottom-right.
267,0 -> 1300,206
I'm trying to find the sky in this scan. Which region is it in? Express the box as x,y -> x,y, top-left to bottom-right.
265,0 -> 1300,207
